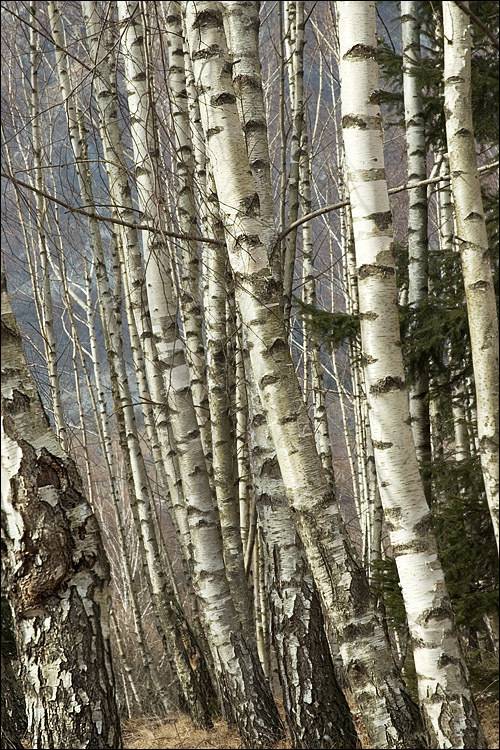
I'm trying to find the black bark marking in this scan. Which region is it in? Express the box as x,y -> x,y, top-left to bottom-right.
259,374 -> 280,388
358,264 -> 395,280
211,92 -> 237,106
372,440 -> 393,450
370,376 -> 405,394
344,44 -> 377,60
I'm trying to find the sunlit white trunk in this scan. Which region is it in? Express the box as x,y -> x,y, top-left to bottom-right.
443,0 -> 499,550
120,5 -> 283,744
337,3 -> 486,746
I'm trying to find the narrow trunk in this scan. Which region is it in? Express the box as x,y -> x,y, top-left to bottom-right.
443,0 -> 499,550
402,0 -> 431,503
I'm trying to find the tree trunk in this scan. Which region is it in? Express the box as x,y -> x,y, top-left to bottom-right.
184,4 -> 424,747
402,0 -> 432,503
1,272 -> 122,749
443,0 -> 499,550
119,5 -> 284,745
337,3 -> 486,746
245,345 -> 360,749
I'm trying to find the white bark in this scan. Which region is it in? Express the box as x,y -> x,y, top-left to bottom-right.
163,1 -> 211,455
337,3 -> 486,746
402,0 -> 431,502
120,5 -> 284,745
29,7 -> 68,453
51,3 -> 214,724
184,4 -> 424,747
443,0 -> 499,550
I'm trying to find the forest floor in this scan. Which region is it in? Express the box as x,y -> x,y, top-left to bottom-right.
122,698 -> 499,749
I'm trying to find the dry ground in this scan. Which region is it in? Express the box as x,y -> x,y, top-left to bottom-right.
122,698 -> 499,749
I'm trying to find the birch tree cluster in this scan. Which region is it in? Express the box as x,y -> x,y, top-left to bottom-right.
1,2 -> 498,749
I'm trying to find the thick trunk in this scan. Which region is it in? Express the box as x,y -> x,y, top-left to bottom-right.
1,273 -> 122,749
443,0 -> 499,550
184,4 -> 424,747
245,349 -> 359,749
337,3 -> 486,746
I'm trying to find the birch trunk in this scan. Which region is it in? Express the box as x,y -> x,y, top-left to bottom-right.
337,3 -> 486,746
402,0 -> 431,503
119,5 -> 284,744
29,7 -> 68,453
283,1 -> 305,322
50,2 -> 213,725
443,0 -> 499,550
81,0 -> 196,583
184,4 -> 424,747
163,1 -> 211,455
1,272 -> 122,749
245,345 -> 359,749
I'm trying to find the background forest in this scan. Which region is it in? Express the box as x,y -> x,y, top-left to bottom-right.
1,1 -> 498,749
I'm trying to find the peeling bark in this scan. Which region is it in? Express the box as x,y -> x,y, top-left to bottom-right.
1,273 -> 122,749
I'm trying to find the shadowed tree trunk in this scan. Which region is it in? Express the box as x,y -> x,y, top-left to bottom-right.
1,272 -> 122,749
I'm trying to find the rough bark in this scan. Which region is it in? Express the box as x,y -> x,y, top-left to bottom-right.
51,2 -> 214,726
443,0 -> 499,551
1,273 -> 122,749
245,345 -> 360,749
120,4 -> 284,745
337,3 -> 487,746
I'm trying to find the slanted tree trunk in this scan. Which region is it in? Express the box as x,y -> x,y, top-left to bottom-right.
443,0 -> 499,550
184,4 -> 424,748
1,273 -> 122,749
337,3 -> 486,746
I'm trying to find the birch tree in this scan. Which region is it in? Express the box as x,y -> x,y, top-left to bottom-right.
118,5 -> 284,745
184,3 -> 425,747
1,272 -> 122,749
401,0 -> 432,503
443,0 -> 499,550
337,3 -> 486,746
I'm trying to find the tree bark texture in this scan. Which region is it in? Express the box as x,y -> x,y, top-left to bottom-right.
1,273 -> 122,749
245,347 -> 360,749
184,4 -> 424,748
443,0 -> 499,551
337,3 -> 487,746
401,0 -> 432,503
